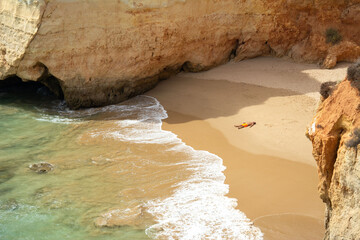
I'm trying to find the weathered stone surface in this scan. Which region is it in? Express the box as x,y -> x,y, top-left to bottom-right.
29,162 -> 54,173
0,0 -> 46,78
1,0 -> 360,108
322,41 -> 360,69
307,78 -> 360,239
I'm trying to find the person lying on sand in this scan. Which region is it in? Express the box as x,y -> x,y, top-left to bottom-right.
234,122 -> 256,129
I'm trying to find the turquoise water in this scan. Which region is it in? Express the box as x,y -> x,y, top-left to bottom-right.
0,84 -> 149,239
0,82 -> 262,240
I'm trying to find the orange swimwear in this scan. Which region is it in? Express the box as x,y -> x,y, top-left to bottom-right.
241,123 -> 249,127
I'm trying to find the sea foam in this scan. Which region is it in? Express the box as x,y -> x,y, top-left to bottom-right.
87,96 -> 263,240
33,95 -> 263,239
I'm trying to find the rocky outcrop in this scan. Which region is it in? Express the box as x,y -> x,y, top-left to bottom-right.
29,162 -> 54,173
1,0 -> 360,108
0,0 -> 46,77
307,76 -> 360,239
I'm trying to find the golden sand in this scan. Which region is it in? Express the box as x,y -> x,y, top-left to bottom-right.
147,57 -> 350,239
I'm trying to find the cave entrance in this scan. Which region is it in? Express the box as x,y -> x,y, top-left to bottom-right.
0,75 -> 64,107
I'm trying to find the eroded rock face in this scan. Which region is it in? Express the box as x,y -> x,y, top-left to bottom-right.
307,79 -> 360,239
1,0 -> 360,108
0,0 -> 46,77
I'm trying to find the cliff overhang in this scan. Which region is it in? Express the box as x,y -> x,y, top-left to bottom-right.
1,0 -> 360,108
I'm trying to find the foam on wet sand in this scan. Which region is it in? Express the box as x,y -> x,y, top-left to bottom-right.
147,57 -> 350,239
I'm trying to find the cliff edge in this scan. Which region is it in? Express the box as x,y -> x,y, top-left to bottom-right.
307,62 -> 360,239
1,0 -> 360,108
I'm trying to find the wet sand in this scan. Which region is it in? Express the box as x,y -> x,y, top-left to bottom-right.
147,57 -> 350,239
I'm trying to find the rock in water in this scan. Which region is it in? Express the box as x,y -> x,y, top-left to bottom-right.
29,162 -> 54,174
0,199 -> 19,211
95,204 -> 149,228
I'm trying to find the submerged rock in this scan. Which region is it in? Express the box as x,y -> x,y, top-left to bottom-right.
29,162 -> 54,174
0,199 -> 19,211
95,205 -> 150,228
1,0 -> 360,108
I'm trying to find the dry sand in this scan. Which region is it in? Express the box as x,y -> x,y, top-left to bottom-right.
146,57 -> 350,239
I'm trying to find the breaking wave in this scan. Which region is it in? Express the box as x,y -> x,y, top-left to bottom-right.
33,95 -> 262,239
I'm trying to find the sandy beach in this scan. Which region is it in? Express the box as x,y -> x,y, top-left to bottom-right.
147,57 -> 350,239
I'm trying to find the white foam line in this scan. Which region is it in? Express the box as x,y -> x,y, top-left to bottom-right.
252,212 -> 320,223
93,96 -> 263,239
34,95 -> 263,239
143,141 -> 263,239
35,115 -> 81,124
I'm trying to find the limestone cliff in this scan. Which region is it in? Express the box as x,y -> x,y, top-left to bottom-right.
0,0 -> 46,78
1,0 -> 360,108
307,70 -> 360,239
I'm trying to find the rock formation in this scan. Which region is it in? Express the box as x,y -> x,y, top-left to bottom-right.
307,66 -> 360,239
29,162 -> 54,173
1,0 -> 360,108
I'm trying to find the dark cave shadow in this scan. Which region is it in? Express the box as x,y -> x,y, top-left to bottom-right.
0,57 -> 350,122
0,76 -> 62,110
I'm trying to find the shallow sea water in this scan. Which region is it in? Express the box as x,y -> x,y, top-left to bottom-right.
0,83 -> 262,240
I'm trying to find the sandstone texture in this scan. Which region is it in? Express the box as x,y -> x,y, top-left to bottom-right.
1,0 -> 360,108
307,79 -> 360,239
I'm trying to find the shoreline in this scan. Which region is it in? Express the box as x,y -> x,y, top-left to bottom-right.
147,57 -> 350,239
161,110 -> 324,239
